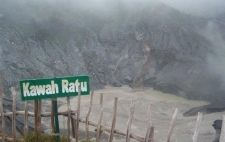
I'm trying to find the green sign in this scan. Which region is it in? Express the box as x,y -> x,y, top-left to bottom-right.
20,75 -> 90,101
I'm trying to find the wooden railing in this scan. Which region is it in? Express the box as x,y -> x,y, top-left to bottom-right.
0,87 -> 224,142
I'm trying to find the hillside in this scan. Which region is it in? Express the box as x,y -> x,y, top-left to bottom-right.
0,0 -> 225,103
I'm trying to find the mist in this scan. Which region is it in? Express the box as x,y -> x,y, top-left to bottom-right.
1,0 -> 225,27
1,0 -> 225,101
160,0 -> 225,17
202,21 -> 225,91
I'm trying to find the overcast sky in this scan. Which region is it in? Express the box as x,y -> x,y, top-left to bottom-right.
160,0 -> 225,17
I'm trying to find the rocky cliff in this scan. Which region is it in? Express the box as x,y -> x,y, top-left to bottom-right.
0,0 -> 225,102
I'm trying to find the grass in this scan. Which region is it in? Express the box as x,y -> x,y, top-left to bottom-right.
19,133 -> 67,142
80,140 -> 95,142
18,133 -> 95,142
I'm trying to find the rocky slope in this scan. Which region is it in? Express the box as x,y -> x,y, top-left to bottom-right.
0,0 -> 225,102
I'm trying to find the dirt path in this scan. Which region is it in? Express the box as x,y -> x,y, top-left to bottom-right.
55,85 -> 222,142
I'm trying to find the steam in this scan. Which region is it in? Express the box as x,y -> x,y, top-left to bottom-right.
201,21 -> 225,90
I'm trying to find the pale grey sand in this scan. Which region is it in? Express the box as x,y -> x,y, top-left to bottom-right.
46,85 -> 222,142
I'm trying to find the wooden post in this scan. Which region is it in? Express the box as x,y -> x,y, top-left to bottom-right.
34,100 -> 38,139
192,112 -> 203,142
108,97 -> 118,142
53,98 -> 60,142
149,126 -> 154,142
96,93 -> 104,142
76,87 -> 81,142
145,124 -> 151,142
24,101 -> 28,137
145,104 -> 153,142
71,114 -> 76,138
126,101 -> 134,142
37,100 -> 42,139
0,89 -> 5,142
219,115 -> 225,142
166,108 -> 179,142
11,87 -> 17,142
72,115 -> 77,141
67,97 -> 71,142
86,90 -> 94,140
51,99 -> 55,133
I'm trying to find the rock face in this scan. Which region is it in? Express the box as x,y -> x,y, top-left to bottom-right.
183,101 -> 225,116
0,1 -> 225,102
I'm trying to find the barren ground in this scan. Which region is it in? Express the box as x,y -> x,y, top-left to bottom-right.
45,85 -> 223,142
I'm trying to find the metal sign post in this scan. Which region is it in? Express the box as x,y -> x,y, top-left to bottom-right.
53,98 -> 60,141
19,75 -> 90,142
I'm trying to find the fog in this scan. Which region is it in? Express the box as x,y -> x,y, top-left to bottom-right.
2,0 -> 225,21
1,0 -> 225,25
202,21 -> 225,91
1,0 -> 225,99
160,0 -> 225,17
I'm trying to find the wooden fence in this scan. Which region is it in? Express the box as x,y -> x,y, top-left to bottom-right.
0,87 -> 225,142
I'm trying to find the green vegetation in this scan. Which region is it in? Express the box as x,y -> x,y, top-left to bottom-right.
18,133 -> 96,142
20,134 -> 67,142
80,140 -> 95,142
